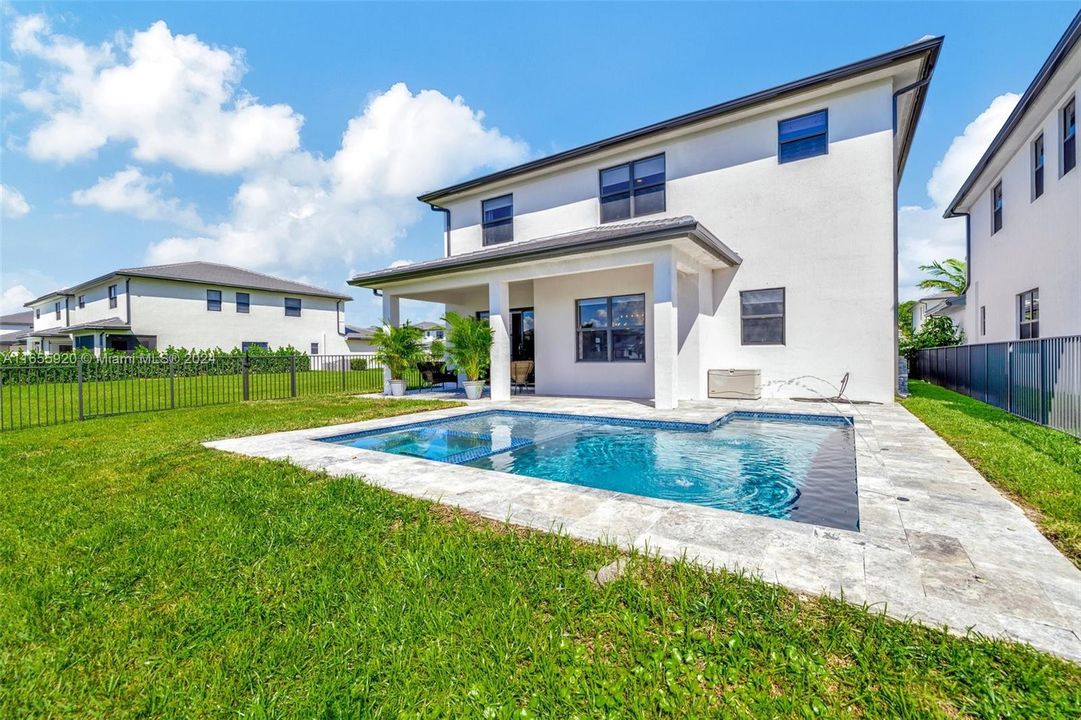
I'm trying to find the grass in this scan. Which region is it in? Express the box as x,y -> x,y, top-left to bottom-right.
901,380 -> 1081,566
1,395 -> 1078,717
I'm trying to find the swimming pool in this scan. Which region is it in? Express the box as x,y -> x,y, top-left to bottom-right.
319,410 -> 858,531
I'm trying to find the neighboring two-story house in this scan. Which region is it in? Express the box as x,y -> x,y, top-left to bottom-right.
946,11 -> 1080,343
349,37 -> 942,407
21,262 -> 353,355
0,311 -> 34,351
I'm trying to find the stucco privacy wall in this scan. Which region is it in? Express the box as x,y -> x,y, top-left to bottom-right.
127,278 -> 350,352
965,76 -> 1081,343
438,80 -> 897,402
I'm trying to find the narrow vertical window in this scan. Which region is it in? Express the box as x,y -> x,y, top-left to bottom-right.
599,154 -> 665,223
77,295 -> 85,309
740,288 -> 786,345
310,342 -> 319,355
1018,288 -> 1039,339
285,297 -> 302,317
236,292 -> 250,314
991,182 -> 1003,234
1032,135 -> 1044,200
481,195 -> 513,245
54,301 -> 61,320
108,284 -> 118,309
1063,98 -> 1076,175
206,289 -> 222,312
778,110 -> 828,163
980,306 -> 986,336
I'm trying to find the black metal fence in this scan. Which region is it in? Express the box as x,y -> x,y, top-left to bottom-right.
0,353 -> 435,432
912,335 -> 1081,439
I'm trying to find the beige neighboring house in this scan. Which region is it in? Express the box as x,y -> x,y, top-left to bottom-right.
0,310 -> 33,351
912,292 -> 966,337
21,261 -> 354,355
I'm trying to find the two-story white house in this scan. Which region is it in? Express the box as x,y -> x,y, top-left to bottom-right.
20,261 -> 353,355
946,10 -> 1080,343
0,311 -> 34,351
349,37 -> 942,408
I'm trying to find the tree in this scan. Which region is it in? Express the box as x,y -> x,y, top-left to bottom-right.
371,323 -> 425,380
899,314 -> 963,364
442,311 -> 493,382
917,258 -> 967,296
897,299 -> 916,340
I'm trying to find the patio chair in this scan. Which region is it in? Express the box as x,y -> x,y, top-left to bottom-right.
510,360 -> 534,394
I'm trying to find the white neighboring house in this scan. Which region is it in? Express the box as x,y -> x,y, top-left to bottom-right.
19,262 -> 354,355
912,293 -> 966,336
0,311 -> 33,351
946,11 -> 1080,343
348,38 -> 942,407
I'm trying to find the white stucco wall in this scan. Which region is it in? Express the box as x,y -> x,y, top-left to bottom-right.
427,79 -> 898,402
965,79 -> 1080,344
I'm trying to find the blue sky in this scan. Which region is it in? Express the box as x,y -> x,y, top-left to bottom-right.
1,1 -> 1077,325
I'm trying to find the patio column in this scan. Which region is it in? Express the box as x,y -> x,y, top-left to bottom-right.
488,280 -> 511,401
696,268 -> 714,400
382,293 -> 399,388
653,252 -> 679,410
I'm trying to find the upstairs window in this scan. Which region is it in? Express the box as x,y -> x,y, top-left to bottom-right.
980,306 -> 986,337
991,181 -> 1003,234
54,301 -> 61,320
1063,98 -> 1076,175
599,154 -> 665,223
778,110 -> 828,163
481,195 -> 514,245
206,289 -> 222,312
1032,135 -> 1044,200
285,297 -> 302,317
1018,288 -> 1039,339
236,292 -> 250,314
78,295 -> 85,309
310,342 -> 319,355
108,284 -> 118,309
35,308 -> 40,319
741,288 -> 786,345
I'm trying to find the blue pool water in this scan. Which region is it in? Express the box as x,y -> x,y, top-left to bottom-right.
321,411 -> 858,530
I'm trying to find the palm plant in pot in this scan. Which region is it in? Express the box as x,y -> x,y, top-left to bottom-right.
443,311 -> 493,400
371,322 -> 425,396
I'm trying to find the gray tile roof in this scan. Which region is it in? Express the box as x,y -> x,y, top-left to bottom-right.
349,216 -> 741,287
19,317 -> 131,339
26,261 -> 352,306
0,310 -> 33,326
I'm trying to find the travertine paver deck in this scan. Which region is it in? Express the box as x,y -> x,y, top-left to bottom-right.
205,395 -> 1081,660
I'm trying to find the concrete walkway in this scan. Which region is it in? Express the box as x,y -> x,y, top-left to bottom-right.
205,396 -> 1081,660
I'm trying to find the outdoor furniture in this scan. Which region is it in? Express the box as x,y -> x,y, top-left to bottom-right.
510,360 -> 534,394
417,361 -> 458,390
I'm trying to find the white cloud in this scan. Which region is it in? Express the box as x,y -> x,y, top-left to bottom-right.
0,184 -> 31,218
389,259 -> 414,268
11,15 -> 302,173
1,284 -> 35,314
898,93 -> 1020,300
72,167 -> 202,227
146,82 -> 529,274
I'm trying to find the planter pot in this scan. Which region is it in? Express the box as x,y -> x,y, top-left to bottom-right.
386,379 -> 406,397
463,380 -> 485,400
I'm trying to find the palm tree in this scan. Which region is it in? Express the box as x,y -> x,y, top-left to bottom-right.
917,258 -> 967,295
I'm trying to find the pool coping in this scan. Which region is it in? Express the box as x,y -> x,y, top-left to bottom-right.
204,396 -> 1081,661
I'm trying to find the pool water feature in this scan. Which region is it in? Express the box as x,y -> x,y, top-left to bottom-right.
320,411 -> 858,531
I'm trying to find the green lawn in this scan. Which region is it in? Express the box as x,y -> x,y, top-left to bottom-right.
901,381 -> 1081,566
1,395 -> 1078,717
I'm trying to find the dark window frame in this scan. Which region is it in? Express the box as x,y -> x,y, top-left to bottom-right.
236,292 -> 250,314
1032,134 -> 1045,200
77,295 -> 85,309
1018,288 -> 1039,340
310,342 -> 319,355
980,305 -> 986,337
778,109 -> 829,164
1063,97 -> 1076,176
108,284 -> 118,309
54,301 -> 61,320
991,181 -> 1003,234
598,153 -> 666,224
206,289 -> 222,312
740,287 -> 786,346
241,341 -> 269,352
284,297 -> 302,317
35,308 -> 40,319
575,293 -> 647,363
481,194 -> 514,246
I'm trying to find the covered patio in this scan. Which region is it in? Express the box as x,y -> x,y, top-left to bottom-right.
349,217 -> 741,409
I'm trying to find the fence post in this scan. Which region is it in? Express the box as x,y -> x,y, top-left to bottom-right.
341,355 -> 346,392
290,354 -> 297,397
77,355 -> 84,421
242,352 -> 250,401
1006,342 -> 1013,413
1038,338 -> 1047,424
168,355 -> 176,409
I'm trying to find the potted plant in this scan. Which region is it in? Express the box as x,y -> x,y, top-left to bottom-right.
371,322 -> 425,396
443,311 -> 493,400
